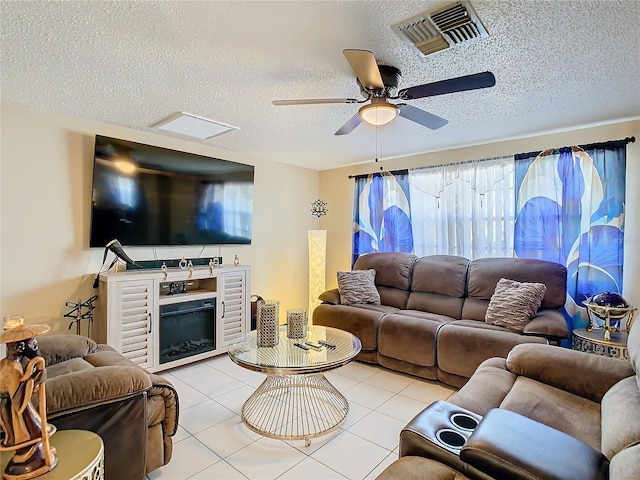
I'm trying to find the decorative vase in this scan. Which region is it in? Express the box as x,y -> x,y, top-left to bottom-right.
257,299 -> 279,347
286,309 -> 308,339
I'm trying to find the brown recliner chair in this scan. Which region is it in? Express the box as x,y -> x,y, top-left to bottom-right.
378,316 -> 640,479
33,335 -> 179,480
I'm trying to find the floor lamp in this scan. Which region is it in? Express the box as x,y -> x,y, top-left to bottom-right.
308,230 -> 327,321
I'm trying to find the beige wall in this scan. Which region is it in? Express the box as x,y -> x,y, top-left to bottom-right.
319,120 -> 640,310
2,102 -> 638,335
1,101 -> 320,334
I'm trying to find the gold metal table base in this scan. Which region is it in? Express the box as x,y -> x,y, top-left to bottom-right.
241,373 -> 349,446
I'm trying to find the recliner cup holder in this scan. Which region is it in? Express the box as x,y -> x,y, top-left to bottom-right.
406,400 -> 484,457
436,429 -> 466,449
450,412 -> 479,431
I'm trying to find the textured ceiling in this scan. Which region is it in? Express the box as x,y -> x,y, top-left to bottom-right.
2,0 -> 639,170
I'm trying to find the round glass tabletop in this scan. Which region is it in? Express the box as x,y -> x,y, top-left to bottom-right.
228,325 -> 361,375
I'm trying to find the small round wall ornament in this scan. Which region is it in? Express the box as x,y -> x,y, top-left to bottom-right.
311,199 -> 328,218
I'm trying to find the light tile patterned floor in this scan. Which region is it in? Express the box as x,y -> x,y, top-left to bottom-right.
147,355 -> 457,480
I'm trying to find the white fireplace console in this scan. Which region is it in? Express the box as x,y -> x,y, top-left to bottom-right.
94,264 -> 251,372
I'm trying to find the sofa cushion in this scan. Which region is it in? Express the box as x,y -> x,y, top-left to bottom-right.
609,444 -> 640,480
601,376 -> 640,459
354,252 -> 416,308
353,252 -> 416,290
437,321 -> 547,379
38,366 -> 151,413
462,258 -> 567,320
406,256 -> 468,319
505,343 -> 634,403
46,357 -> 95,377
485,278 -> 546,333
410,255 -> 469,298
313,303 -> 386,352
37,334 -> 98,366
379,311 -> 453,367
499,376 -> 602,451
449,357 -> 517,416
377,456 -> 472,480
337,269 -> 381,305
522,310 -> 570,339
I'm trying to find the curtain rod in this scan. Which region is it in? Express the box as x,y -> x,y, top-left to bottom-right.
348,169 -> 408,180
515,136 -> 635,161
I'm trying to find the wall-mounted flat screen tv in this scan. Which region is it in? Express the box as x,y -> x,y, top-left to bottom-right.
90,135 -> 254,247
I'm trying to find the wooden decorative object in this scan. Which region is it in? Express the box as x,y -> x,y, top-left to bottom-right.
0,316 -> 58,480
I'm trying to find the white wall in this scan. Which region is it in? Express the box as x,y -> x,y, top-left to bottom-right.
319,120 -> 640,310
0,101 -> 321,334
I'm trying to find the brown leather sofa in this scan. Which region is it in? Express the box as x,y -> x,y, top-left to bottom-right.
377,310 -> 640,480
313,252 -> 569,387
33,335 -> 179,480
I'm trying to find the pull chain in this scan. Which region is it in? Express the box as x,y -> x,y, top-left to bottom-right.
374,125 -> 383,171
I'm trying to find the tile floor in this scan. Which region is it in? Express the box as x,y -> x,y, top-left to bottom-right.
147,355 -> 457,480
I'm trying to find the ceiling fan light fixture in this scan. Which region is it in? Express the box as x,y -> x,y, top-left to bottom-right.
359,102 -> 399,126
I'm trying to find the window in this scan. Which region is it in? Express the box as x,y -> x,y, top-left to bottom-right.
409,156 -> 515,259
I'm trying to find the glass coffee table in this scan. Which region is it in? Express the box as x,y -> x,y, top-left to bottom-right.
228,325 -> 361,445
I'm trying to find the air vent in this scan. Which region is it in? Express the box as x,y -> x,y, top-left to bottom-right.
392,1 -> 488,57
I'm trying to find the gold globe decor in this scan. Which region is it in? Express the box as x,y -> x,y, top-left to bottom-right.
583,292 -> 637,341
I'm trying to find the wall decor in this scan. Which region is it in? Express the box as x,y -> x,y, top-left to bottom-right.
311,199 -> 328,218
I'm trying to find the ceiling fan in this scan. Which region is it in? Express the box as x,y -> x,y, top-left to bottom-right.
272,49 -> 496,135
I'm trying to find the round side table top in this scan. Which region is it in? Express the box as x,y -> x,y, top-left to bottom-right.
1,430 -> 104,480
228,325 -> 361,375
573,328 -> 628,346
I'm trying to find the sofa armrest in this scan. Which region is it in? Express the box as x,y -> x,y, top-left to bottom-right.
319,288 -> 340,305
36,366 -> 152,413
460,408 -> 609,480
506,343 -> 634,403
36,335 -> 99,366
147,373 -> 180,437
522,309 -> 569,340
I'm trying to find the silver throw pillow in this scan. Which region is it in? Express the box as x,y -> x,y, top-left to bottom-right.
337,269 -> 381,305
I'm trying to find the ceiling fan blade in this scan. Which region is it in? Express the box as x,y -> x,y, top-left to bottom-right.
399,71 -> 496,100
334,113 -> 363,136
398,104 -> 448,130
343,49 -> 384,90
273,98 -> 359,106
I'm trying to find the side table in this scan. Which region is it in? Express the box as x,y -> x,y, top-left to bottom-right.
1,430 -> 104,480
572,328 -> 628,360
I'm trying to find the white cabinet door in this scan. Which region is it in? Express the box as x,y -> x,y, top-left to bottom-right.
218,271 -> 247,347
110,279 -> 155,370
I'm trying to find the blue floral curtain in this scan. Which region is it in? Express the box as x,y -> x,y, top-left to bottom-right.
352,170 -> 413,266
514,143 -> 626,334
